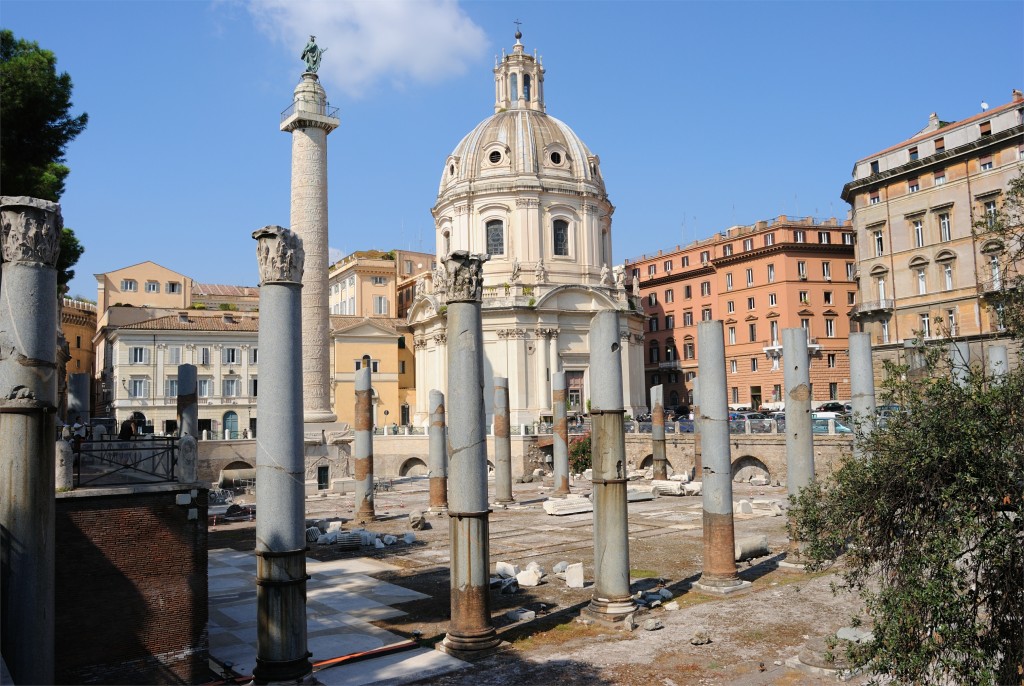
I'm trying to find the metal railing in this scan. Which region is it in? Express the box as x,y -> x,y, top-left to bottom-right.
74,437 -> 178,487
280,99 -> 339,122
851,299 -> 895,316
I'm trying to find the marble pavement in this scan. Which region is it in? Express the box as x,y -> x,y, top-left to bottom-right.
208,550 -> 467,684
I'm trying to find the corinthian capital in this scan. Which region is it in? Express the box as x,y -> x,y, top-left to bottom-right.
253,225 -> 304,285
0,196 -> 62,266
442,250 -> 489,303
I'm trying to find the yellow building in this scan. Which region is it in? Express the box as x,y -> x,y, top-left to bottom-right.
61,297 -> 97,380
95,261 -> 192,312
329,317 -> 416,427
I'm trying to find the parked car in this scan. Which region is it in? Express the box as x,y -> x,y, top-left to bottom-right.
816,402 -> 846,413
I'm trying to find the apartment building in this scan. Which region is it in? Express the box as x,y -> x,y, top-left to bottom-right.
625,216 -> 856,410
327,249 -> 434,318
841,90 -> 1024,370
98,311 -> 259,437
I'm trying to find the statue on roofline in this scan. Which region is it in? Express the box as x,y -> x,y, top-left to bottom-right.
301,35 -> 326,73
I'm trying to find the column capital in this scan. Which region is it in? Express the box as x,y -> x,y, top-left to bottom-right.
253,225 -> 304,285
442,251 -> 489,303
1,196 -> 62,266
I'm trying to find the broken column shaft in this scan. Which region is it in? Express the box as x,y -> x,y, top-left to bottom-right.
848,333 -> 875,459
428,389 -> 449,513
651,384 -> 668,480
551,372 -> 570,496
353,367 -> 376,521
251,226 -> 311,683
694,321 -> 747,593
585,310 -> 636,621
440,251 -> 499,657
177,363 -> 198,437
493,377 -> 513,503
782,327 -> 814,567
0,196 -> 61,685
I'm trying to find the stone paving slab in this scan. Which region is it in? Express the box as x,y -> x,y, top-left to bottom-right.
208,549 -> 466,684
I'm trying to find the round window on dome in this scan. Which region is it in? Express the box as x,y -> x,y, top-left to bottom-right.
550,151 -> 562,165
489,150 -> 502,164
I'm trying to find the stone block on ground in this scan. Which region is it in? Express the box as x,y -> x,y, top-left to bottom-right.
305,526 -> 323,542
316,531 -> 338,545
734,499 -> 754,514
626,486 -> 656,502
403,532 -> 416,544
409,510 -> 430,530
374,538 -> 385,549
651,479 -> 684,496
669,473 -> 691,483
565,562 -> 585,588
506,608 -> 536,622
749,476 -> 770,486
516,569 -> 542,587
836,627 -> 873,644
735,535 -> 770,562
382,534 -> 397,545
335,532 -> 361,550
691,628 -> 711,645
643,619 -> 664,631
543,497 -> 593,516
496,561 -> 520,578
582,468 -> 593,481
663,601 -> 680,611
499,578 -> 519,595
552,561 -> 569,574
684,481 -> 702,496
525,561 -> 545,578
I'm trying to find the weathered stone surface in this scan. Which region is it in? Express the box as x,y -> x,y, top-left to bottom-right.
525,561 -> 545,578
316,531 -> 337,545
734,535 -> 770,562
506,609 -> 536,622
565,562 -> 584,588
749,476 -> 770,486
735,499 -> 754,514
499,578 -> 519,595
836,627 -> 873,644
374,538 -> 385,549
409,510 -> 430,530
663,601 -> 680,611
642,619 -> 664,631
403,532 -> 416,544
552,561 -> 569,574
382,534 -> 397,545
684,481 -> 702,496
691,629 -> 712,645
305,526 -> 322,542
626,486 -> 656,502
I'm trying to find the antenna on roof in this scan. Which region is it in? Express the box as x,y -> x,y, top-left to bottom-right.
981,101 -> 990,111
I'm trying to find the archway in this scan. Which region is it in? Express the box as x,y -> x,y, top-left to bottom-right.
219,460 -> 255,488
731,455 -> 770,483
400,458 -> 428,477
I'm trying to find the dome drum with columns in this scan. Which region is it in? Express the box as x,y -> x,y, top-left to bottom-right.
409,32 -> 646,426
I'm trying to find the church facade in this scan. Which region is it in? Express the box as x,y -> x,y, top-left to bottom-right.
408,33 -> 647,426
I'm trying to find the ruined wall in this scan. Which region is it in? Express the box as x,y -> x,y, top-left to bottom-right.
55,484 -> 208,685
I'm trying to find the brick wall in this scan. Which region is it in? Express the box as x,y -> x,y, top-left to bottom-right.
55,485 -> 208,684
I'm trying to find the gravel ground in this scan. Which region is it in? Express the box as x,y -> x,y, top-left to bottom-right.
211,476 -> 870,685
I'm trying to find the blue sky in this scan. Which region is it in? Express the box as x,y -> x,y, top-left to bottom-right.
5,0 -> 1023,300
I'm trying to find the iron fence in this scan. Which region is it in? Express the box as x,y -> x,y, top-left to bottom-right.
74,437 -> 178,487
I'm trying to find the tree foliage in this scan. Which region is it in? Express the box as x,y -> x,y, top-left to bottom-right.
1,29 -> 88,201
791,168 -> 1024,685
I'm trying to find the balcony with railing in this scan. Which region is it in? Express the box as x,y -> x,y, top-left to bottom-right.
850,299 -> 895,317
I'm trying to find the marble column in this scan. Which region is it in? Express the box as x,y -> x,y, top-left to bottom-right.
281,71 -> 339,424
493,377 -> 514,504
848,333 -> 875,459
251,226 -> 311,682
440,251 -> 499,657
585,310 -> 636,623
650,384 -> 667,480
428,389 -> 448,513
691,376 -> 702,480
353,366 -> 375,521
0,197 -> 61,685
694,321 -> 748,594
177,364 -> 198,438
551,372 -> 570,496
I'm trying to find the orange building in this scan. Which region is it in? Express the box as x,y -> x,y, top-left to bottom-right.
625,216 -> 856,411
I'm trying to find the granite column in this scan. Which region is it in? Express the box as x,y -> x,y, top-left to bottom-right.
848,333 -> 875,459
493,377 -> 513,504
650,384 -> 667,480
551,372 -> 570,495
440,251 -> 499,657
428,389 -> 449,513
353,367 -> 376,521
694,321 -> 748,593
251,226 -> 311,682
0,197 -> 61,684
782,327 -> 814,567
585,310 -> 636,622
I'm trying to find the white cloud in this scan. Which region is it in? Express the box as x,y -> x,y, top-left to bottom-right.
247,0 -> 487,97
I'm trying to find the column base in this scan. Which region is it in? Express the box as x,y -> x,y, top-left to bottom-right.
438,631 -> 502,660
692,575 -> 752,596
777,557 -> 810,573
494,497 -> 515,505
583,596 -> 636,622
429,506 -> 449,515
304,410 -> 338,424
253,653 -> 312,684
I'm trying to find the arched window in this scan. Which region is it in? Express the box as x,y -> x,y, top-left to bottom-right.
510,73 -> 518,101
486,220 -> 504,255
523,74 -> 531,101
648,341 -> 660,364
553,219 -> 569,256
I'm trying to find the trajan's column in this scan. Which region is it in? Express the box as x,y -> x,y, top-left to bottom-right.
281,35 -> 339,423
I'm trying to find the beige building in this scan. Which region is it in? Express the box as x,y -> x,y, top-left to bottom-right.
95,261 -> 192,312
841,90 -> 1024,372
98,311 -> 259,436
627,216 -> 857,410
328,249 -> 434,317
329,317 -> 416,427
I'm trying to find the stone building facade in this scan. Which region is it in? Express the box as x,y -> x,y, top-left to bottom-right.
408,32 -> 646,426
627,217 -> 857,410
841,90 -> 1024,374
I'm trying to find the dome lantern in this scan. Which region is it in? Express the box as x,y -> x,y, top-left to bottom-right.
493,29 -> 545,114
